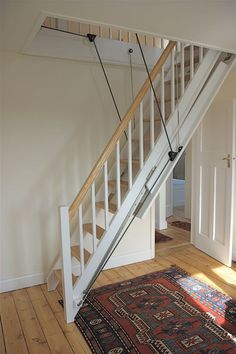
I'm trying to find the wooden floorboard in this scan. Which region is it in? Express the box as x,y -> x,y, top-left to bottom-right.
0,316 -> 6,354
27,286 -> 74,354
0,292 -> 29,354
1,224 -> 236,353
12,289 -> 51,354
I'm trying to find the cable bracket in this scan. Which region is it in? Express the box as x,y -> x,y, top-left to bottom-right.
87,33 -> 96,42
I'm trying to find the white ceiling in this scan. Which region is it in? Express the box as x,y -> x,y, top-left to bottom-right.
2,0 -> 236,54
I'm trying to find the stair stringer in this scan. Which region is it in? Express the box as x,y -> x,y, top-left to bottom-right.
71,50 -> 231,315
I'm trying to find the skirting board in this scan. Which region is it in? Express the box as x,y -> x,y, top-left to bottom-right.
155,220 -> 168,231
0,263 -> 81,293
104,249 -> 154,270
0,249 -> 154,293
0,272 -> 46,293
232,248 -> 236,262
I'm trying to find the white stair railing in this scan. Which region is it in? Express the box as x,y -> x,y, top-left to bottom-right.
43,16 -> 168,49
47,36 -> 235,323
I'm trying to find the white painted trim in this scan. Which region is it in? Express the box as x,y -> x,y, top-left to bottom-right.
23,11 -> 236,56
232,249 -> 236,261
155,220 -> 168,230
156,185 -> 168,230
0,272 -> 46,293
0,264 -> 81,293
166,204 -> 173,218
104,249 -> 154,270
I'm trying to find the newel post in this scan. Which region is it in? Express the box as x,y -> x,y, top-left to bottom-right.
59,206 -> 74,323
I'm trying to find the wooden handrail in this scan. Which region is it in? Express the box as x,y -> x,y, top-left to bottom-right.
69,41 -> 176,219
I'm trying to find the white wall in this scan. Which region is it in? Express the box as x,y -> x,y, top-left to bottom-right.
0,46 -> 154,290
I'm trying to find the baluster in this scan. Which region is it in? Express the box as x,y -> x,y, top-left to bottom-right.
199,46 -> 203,64
161,38 -> 165,49
128,31 -> 131,43
116,141 -> 121,209
139,101 -> 144,169
59,206 -> 74,323
91,182 -> 97,252
181,43 -> 185,97
190,45 -> 194,79
153,36 -> 155,48
99,26 -> 102,37
161,65 -> 165,130
78,205 -> 84,274
128,121 -> 133,189
150,89 -> 155,150
176,41 -> 181,53
119,30 -> 122,41
104,161 -> 109,230
109,27 -> 112,40
171,49 -> 175,114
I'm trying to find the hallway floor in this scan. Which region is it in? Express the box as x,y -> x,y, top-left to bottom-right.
1,224 -> 236,354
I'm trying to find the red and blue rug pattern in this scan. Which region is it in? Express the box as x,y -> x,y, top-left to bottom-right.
74,266 -> 236,353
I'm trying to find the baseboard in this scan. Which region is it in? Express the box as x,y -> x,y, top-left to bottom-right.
232,248 -> 236,261
104,249 -> 154,270
155,220 -> 168,230
0,272 -> 46,293
0,264 -> 81,293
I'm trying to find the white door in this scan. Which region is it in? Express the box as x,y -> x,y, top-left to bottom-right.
192,99 -> 235,267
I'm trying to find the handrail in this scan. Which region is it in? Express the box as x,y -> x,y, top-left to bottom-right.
69,41 -> 176,219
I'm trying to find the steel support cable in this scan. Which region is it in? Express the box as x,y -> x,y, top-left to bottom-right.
88,35 -> 121,122
87,34 -> 128,140
135,33 -> 180,160
42,27 -> 125,133
41,25 -> 88,38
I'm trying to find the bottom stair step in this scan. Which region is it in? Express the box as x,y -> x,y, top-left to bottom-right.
54,269 -> 78,285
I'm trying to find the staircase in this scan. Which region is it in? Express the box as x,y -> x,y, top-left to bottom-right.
46,37 -> 235,323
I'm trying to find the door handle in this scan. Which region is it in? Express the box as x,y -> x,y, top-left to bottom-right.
222,154 -> 231,168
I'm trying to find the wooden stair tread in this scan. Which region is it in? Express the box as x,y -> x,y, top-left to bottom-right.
71,245 -> 91,263
108,179 -> 128,188
120,158 -> 139,165
84,223 -> 104,239
96,201 -> 117,213
54,269 -> 78,285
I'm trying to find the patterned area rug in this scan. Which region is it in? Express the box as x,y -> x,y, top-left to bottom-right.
74,266 -> 236,353
155,230 -> 173,243
170,220 -> 191,231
